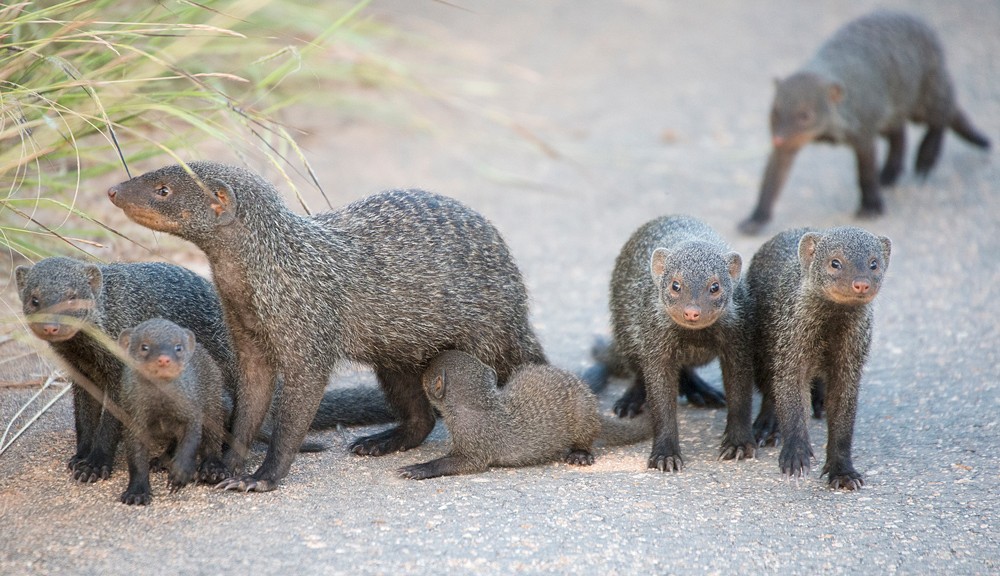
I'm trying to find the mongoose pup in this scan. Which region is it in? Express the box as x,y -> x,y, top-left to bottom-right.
593,215 -> 756,472
746,226 -> 891,490
398,351 -> 650,479
15,257 -> 381,483
118,319 -> 227,505
739,10 -> 991,234
108,161 -> 547,492
15,257 -> 238,483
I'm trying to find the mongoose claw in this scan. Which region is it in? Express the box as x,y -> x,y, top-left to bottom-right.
822,463 -> 864,490
565,449 -> 595,466
215,475 -> 276,492
397,463 -> 436,480
778,440 -> 813,478
71,459 -> 111,483
349,427 -> 407,456
120,489 -> 152,506
718,440 -> 756,461
198,459 -> 231,484
648,453 -> 683,472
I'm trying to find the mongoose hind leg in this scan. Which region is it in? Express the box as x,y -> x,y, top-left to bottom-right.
915,126 -> 945,178
752,397 -> 781,447
350,369 -> 435,456
613,378 -> 646,418
739,147 -> 798,235
565,449 -> 595,466
679,367 -> 726,408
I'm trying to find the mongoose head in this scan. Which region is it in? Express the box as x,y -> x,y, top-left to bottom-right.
650,242 -> 742,330
119,319 -> 196,382
422,350 -> 497,409
770,72 -> 843,149
798,227 -> 891,306
15,257 -> 101,343
107,161 -> 279,246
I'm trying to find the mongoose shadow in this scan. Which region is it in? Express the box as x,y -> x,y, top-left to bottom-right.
15,257 -> 385,484
746,226 -> 891,490
588,215 -> 756,473
108,161 -> 547,492
739,10 -> 991,235
398,350 -> 651,479
118,319 -> 229,505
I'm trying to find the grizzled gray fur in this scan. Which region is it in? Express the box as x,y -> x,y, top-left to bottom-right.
398,350 -> 650,479
597,215 -> 756,472
746,226 -> 891,490
108,161 -> 547,492
118,319 -> 228,505
15,257 -> 238,483
740,10 -> 991,234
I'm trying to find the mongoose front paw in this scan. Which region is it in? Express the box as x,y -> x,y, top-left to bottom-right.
778,439 -> 814,478
198,459 -> 231,484
648,453 -> 683,472
822,462 -> 864,490
121,488 -> 152,506
565,449 -> 595,466
71,457 -> 112,483
397,463 -> 438,480
718,438 -> 756,461
349,428 -> 408,456
215,475 -> 277,492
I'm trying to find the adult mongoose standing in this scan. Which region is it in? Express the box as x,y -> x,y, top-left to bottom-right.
591,215 -> 756,472
739,10 -> 991,234
118,318 -> 228,505
15,257 -> 238,483
15,257 -> 387,483
108,161 -> 547,492
746,226 -> 891,490
398,350 -> 650,479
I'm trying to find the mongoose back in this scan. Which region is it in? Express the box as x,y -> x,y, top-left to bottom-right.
739,10 -> 991,234
746,226 -> 891,490
118,319 -> 227,505
15,257 -> 387,483
595,215 -> 756,472
398,351 -> 650,479
108,161 -> 547,492
15,257 -> 238,483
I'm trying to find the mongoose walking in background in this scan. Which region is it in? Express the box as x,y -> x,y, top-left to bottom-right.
592,215 -> 756,472
746,226 -> 891,490
108,161 -> 547,492
118,319 -> 227,505
15,257 -> 238,483
398,351 -> 650,479
739,10 -> 991,234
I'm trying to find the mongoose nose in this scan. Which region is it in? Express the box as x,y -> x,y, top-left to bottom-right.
42,324 -> 60,336
156,355 -> 172,367
683,307 -> 701,322
107,186 -> 116,200
852,280 -> 870,294
772,135 -> 786,148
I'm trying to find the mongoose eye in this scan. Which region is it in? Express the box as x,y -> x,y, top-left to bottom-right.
155,185 -> 170,197
869,259 -> 878,271
709,282 -> 720,294
830,259 -> 842,270
140,344 -> 149,352
671,281 -> 681,292
174,344 -> 183,353
30,296 -> 40,308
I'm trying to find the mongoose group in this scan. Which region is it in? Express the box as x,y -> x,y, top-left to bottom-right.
16,10 -> 986,502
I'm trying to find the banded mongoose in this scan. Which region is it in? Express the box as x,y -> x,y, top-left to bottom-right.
739,10 -> 991,234
592,215 -> 756,472
108,161 -> 547,492
398,351 -> 651,479
746,226 -> 891,490
118,319 -> 228,505
15,257 -> 383,483
15,257 -> 238,483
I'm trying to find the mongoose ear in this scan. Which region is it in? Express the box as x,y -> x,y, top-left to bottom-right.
83,264 -> 103,294
650,248 -> 670,280
118,328 -> 133,350
879,235 -> 892,266
725,252 -> 743,281
798,233 -> 821,267
429,372 -> 446,399
207,179 -> 237,226
484,365 -> 499,387
14,266 -> 29,292
828,83 -> 844,103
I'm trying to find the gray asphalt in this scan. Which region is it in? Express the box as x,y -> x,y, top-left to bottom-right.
2,1 -> 998,574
